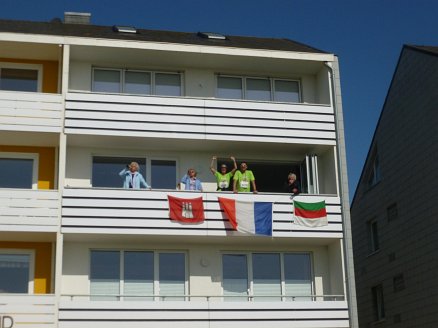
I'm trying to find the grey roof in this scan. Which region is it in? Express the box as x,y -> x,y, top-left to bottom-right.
406,45 -> 438,56
0,18 -> 327,54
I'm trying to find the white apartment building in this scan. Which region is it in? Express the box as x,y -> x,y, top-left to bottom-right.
0,13 -> 357,328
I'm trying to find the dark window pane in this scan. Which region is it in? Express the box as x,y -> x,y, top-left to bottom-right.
246,78 -> 271,101
222,254 -> 248,300
274,80 -> 300,102
93,69 -> 121,93
252,253 -> 281,300
0,68 -> 38,92
0,254 -> 30,293
155,73 -> 181,96
159,253 -> 185,299
151,160 -> 176,189
284,253 -> 312,300
125,71 -> 151,95
92,156 -> 146,188
217,77 -> 242,99
0,158 -> 34,188
124,251 -> 154,300
90,250 -> 120,300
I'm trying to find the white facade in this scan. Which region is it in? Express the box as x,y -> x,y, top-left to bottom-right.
0,18 -> 357,328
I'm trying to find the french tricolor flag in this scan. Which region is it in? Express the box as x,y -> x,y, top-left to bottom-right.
218,197 -> 273,236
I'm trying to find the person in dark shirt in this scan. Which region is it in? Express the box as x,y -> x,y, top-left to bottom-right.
283,173 -> 300,195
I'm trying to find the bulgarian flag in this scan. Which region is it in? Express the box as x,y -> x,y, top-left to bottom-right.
293,197 -> 328,227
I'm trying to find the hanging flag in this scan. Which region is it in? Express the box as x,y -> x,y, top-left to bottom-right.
168,195 -> 205,223
218,197 -> 272,236
293,197 -> 328,227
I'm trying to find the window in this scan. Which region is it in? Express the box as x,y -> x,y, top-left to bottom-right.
0,153 -> 38,189
90,250 -> 186,301
92,68 -> 182,96
92,156 -> 176,189
372,284 -> 385,321
222,252 -> 312,301
284,253 -> 312,300
151,160 -> 177,189
0,63 -> 42,92
0,250 -> 35,293
393,274 -> 405,292
222,254 -> 248,301
387,203 -> 398,222
367,149 -> 381,187
217,75 -> 300,103
92,156 -> 146,188
368,219 -> 380,253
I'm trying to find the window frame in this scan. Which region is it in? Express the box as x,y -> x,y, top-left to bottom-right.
372,284 -> 385,322
0,62 -> 43,92
92,67 -> 183,97
216,74 -> 301,103
367,218 -> 380,254
221,251 -> 314,301
89,249 -> 188,301
0,152 -> 39,189
91,154 -> 178,189
0,249 -> 35,294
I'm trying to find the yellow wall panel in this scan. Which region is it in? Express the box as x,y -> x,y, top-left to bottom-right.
0,146 -> 56,189
0,58 -> 59,93
0,242 -> 53,294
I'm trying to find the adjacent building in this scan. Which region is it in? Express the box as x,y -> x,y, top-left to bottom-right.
351,45 -> 438,327
0,12 -> 357,328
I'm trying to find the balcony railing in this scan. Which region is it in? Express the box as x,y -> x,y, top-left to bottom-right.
0,294 -> 56,328
62,188 -> 343,238
0,189 -> 60,231
62,293 -> 345,302
0,91 -> 63,133
59,296 -> 349,328
65,92 -> 336,145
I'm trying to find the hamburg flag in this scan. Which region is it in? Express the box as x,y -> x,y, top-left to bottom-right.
293,197 -> 328,227
168,195 -> 205,223
218,197 -> 272,236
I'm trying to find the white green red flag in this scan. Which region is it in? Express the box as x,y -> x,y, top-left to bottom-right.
293,197 -> 328,227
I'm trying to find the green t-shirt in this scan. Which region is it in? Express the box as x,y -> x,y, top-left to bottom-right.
214,171 -> 233,190
233,170 -> 255,192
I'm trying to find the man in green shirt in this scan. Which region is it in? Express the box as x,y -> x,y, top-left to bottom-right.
210,156 -> 237,191
233,162 -> 258,193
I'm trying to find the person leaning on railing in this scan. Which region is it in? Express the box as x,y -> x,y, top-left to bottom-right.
178,168 -> 203,191
119,162 -> 151,189
283,173 -> 300,195
233,161 -> 257,194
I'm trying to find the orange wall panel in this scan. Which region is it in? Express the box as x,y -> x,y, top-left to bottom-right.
0,146 -> 56,189
0,242 -> 53,294
0,58 -> 59,93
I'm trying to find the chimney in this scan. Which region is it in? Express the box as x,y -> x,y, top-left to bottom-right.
64,12 -> 91,25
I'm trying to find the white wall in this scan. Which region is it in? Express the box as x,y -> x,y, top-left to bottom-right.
328,240 -> 345,296
317,147 -> 337,195
301,75 -> 316,103
69,61 -> 92,91
184,69 -> 215,98
316,67 -> 331,105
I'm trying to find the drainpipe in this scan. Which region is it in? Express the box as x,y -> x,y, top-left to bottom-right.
325,60 -> 359,328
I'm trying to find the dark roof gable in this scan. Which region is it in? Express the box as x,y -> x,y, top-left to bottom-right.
0,18 -> 327,54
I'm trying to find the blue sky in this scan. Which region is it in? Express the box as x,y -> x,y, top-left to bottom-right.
2,0 -> 438,200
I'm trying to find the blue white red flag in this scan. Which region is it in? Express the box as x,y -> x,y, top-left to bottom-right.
218,197 -> 272,236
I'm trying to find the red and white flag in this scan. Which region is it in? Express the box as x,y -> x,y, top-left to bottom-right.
168,195 -> 205,223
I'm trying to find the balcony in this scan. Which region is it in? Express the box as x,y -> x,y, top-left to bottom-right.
0,91 -> 63,133
61,188 -> 343,238
0,189 -> 60,232
65,92 -> 336,145
0,294 -> 56,328
58,297 -> 349,328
